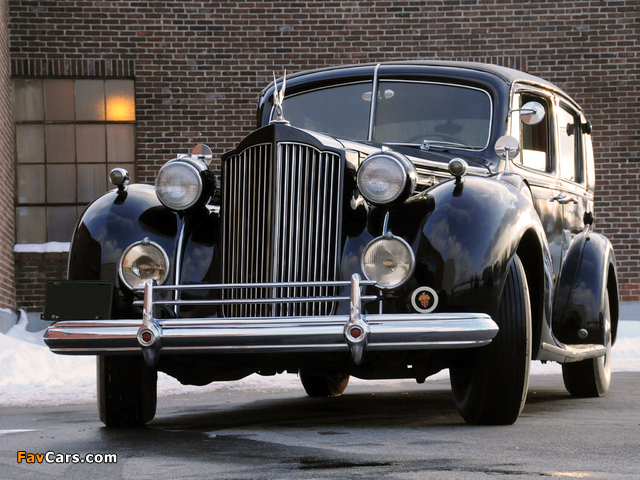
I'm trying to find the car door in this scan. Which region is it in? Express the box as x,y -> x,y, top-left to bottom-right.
554,100 -> 594,248
510,88 -> 566,283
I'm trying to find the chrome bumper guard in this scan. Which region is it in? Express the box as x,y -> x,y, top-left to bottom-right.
44,274 -> 498,367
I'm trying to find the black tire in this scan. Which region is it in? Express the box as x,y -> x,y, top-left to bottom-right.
450,254 -> 532,425
562,290 -> 612,397
299,368 -> 350,397
97,355 -> 157,427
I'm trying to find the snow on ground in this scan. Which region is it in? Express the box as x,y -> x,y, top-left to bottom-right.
1,311 -> 639,407
13,242 -> 70,253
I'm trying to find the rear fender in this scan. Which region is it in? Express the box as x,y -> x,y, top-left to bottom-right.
552,232 -> 619,345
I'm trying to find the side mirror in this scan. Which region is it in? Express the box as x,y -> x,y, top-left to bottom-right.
495,135 -> 521,160
191,144 -> 213,165
494,135 -> 521,174
519,101 -> 545,126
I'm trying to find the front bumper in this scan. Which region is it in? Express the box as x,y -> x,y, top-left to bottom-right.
44,275 -> 498,367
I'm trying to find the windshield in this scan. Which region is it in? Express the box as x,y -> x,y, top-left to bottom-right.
373,81 -> 492,149
280,82 -> 373,141
278,79 -> 492,149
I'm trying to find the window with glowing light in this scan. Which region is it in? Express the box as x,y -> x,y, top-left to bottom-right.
13,78 -> 136,244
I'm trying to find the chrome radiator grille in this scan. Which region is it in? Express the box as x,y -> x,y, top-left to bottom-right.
222,142 -> 344,317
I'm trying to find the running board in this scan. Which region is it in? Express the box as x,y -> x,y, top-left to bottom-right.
540,342 -> 606,363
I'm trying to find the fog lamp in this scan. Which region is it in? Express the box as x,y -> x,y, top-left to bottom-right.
361,236 -> 415,289
119,239 -> 170,290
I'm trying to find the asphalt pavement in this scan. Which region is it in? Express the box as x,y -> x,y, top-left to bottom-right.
1,372 -> 640,479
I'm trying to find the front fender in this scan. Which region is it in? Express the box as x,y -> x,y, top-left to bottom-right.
552,232 -> 619,345
68,185 -> 181,317
345,176 -> 550,322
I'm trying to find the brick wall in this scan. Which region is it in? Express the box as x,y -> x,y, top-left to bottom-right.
0,0 -> 14,309
14,252 -> 67,311
7,1 -> 640,304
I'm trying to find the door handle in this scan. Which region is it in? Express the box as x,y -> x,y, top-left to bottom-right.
550,193 -> 578,205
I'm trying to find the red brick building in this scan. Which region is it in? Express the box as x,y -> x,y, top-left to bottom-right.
1,1 -> 639,315
0,0 -> 14,311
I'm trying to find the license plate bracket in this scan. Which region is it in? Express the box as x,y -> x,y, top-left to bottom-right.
44,280 -> 114,321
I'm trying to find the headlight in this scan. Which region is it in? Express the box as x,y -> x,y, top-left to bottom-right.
361,235 -> 415,289
357,152 -> 416,204
119,239 -> 170,290
155,161 -> 203,210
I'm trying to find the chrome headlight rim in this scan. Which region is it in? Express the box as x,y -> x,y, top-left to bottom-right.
118,239 -> 170,291
155,160 -> 204,211
357,151 -> 416,205
360,234 -> 416,290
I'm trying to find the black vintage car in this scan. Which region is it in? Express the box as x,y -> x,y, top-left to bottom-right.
44,61 -> 619,427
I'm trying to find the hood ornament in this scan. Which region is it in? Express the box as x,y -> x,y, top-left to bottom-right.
271,70 -> 289,124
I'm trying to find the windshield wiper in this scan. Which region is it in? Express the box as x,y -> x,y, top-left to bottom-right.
384,140 -> 478,151
419,140 -> 473,151
382,141 -> 492,171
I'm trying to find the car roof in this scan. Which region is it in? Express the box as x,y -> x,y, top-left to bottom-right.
263,60 -> 575,106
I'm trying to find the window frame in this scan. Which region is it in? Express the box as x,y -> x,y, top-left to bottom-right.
512,88 -> 555,176
555,100 -> 586,187
12,77 -> 137,244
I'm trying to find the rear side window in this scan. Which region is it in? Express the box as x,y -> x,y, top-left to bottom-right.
557,104 -> 583,184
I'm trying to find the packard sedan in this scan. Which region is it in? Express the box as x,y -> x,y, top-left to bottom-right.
44,61 -> 618,426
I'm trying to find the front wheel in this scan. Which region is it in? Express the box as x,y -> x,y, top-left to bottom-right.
450,254 -> 532,425
562,290 -> 612,397
97,355 -> 157,427
299,368 -> 350,397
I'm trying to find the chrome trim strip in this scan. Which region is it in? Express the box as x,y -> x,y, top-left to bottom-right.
382,212 -> 390,236
174,221 -> 186,288
133,295 -> 378,307
134,280 -> 376,291
367,63 -> 381,141
173,220 -> 187,314
44,312 -> 498,355
540,342 -> 607,363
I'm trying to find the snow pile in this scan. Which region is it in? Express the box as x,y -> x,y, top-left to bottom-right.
0,330 -> 303,406
1,314 -> 639,407
13,242 -> 70,253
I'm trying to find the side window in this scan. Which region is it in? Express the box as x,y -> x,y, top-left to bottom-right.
519,94 -> 551,172
557,105 -> 582,183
